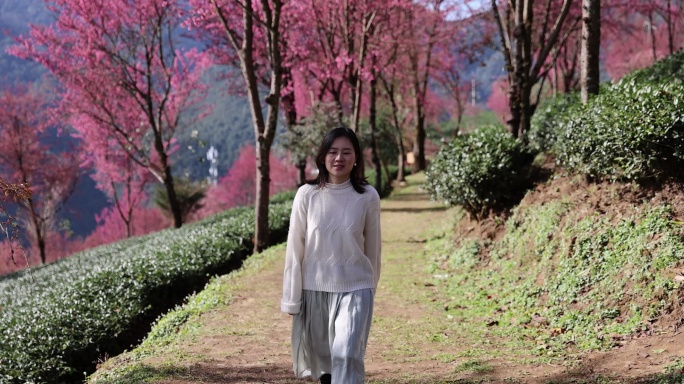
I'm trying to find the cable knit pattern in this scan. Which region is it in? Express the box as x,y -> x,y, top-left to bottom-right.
281,180 -> 381,314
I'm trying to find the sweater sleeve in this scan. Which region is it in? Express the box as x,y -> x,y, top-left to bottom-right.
281,187 -> 307,314
364,189 -> 382,289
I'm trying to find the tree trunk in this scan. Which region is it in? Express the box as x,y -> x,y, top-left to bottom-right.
281,87 -> 305,187
296,158 -> 307,187
25,198 -> 46,264
112,179 -> 134,238
492,0 -> 573,139
161,171 -> 182,228
386,87 -> 406,182
369,76 -> 382,192
581,0 -> 600,103
412,116 -> 426,172
255,142 -> 271,252
666,0 -> 674,55
213,0 -> 282,253
507,85 -> 521,139
648,13 -> 657,62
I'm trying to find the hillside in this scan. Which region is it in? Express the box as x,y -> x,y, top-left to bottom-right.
88,172 -> 684,384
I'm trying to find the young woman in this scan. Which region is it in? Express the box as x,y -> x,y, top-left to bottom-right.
281,126 -> 382,384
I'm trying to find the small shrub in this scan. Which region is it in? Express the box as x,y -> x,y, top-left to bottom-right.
425,124 -> 534,218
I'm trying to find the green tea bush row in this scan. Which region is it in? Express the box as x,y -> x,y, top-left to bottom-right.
532,51 -> 684,182
425,124 -> 534,218
554,79 -> 684,181
0,199 -> 292,383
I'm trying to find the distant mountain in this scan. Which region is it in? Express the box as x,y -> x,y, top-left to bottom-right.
0,0 -> 51,83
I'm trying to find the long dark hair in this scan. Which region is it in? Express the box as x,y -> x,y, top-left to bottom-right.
307,126 -> 368,193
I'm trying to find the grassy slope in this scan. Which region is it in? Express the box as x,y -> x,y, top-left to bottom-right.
424,173 -> 684,381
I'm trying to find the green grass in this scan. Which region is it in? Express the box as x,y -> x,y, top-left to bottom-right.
424,180 -> 684,367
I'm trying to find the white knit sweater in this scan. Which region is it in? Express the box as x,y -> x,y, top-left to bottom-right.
280,180 -> 382,314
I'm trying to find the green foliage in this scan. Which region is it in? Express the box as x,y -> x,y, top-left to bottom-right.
425,124 -> 534,218
528,92 -> 580,153
535,53 -> 684,182
0,197 -> 293,383
553,79 -> 684,181
430,197 -> 684,361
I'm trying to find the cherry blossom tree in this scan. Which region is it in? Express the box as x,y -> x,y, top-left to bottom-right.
0,84 -> 79,264
285,0 -> 384,128
86,144 -> 155,239
188,0 -> 286,252
10,0 -> 207,229
403,0 -> 445,172
490,0 -> 578,139
602,1 -> 684,80
78,205 -> 168,250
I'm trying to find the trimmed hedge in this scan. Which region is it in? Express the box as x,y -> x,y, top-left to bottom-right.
425,124 -> 534,218
0,198 -> 292,383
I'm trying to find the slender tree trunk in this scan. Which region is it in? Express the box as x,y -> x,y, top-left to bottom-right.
581,0 -> 600,103
153,133 -> 182,228
666,0 -> 674,54
296,158 -> 307,187
648,13 -> 657,62
112,180 -> 132,238
281,88 -> 305,187
351,12 -> 375,133
25,198 -> 46,264
19,161 -> 46,263
255,142 -> 271,252
369,76 -> 381,192
412,115 -> 426,172
213,0 -> 282,252
258,0 -> 282,253
381,78 -> 406,182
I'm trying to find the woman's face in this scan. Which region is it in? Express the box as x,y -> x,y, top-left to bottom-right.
325,136 -> 356,184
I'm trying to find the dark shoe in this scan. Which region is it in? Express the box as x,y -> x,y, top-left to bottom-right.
320,373 -> 331,384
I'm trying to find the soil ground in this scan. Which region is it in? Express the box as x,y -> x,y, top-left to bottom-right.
103,174 -> 684,384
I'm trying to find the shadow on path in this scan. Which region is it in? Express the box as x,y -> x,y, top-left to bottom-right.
117,363 -> 299,384
381,206 -> 448,213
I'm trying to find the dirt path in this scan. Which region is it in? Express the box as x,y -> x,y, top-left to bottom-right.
108,176 -> 683,384
150,179 -> 470,383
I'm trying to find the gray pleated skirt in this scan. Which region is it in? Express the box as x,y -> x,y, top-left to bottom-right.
291,288 -> 374,383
